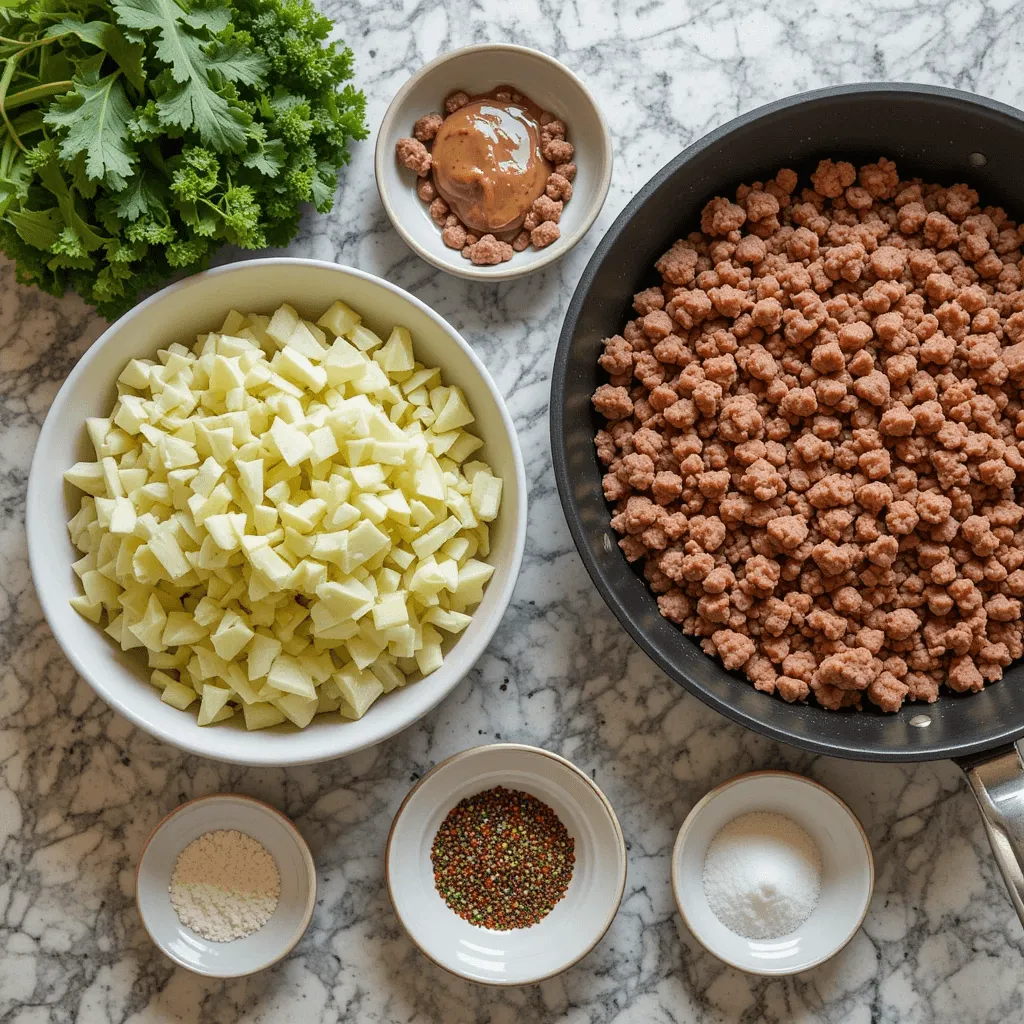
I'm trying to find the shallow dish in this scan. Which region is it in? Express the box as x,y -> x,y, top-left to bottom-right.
672,771 -> 873,976
136,793 -> 315,978
375,44 -> 612,281
27,258 -> 527,766
386,743 -> 626,985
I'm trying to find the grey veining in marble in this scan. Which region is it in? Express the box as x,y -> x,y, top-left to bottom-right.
5,0 -> 1024,1021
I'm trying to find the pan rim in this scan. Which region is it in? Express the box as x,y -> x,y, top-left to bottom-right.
551,81 -> 1024,763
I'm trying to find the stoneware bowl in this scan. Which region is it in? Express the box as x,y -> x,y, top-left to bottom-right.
375,44 -> 612,281
386,743 -> 627,985
27,258 -> 527,766
136,793 -> 316,977
672,770 -> 874,975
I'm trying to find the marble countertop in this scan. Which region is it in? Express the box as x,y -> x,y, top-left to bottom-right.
5,0 -> 1024,1021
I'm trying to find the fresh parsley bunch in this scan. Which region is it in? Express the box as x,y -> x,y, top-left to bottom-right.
0,0 -> 367,317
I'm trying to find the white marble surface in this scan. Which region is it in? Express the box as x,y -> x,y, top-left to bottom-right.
5,0 -> 1024,1021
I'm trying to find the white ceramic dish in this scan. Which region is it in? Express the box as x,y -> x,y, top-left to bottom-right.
375,44 -> 612,281
136,793 -> 315,977
672,770 -> 874,976
26,258 -> 527,766
386,743 -> 626,985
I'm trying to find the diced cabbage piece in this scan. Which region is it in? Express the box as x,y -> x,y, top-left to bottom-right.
161,681 -> 197,710
162,612 -> 207,646
324,338 -> 366,386
269,417 -> 314,467
70,595 -> 103,623
198,684 -> 232,725
211,609 -> 255,660
284,321 -> 328,362
334,666 -> 384,719
267,304 -> 300,346
412,516 -> 463,559
243,701 -> 287,730
470,472 -> 503,522
65,461 -> 107,496
432,387 -> 475,433
372,591 -> 409,631
247,633 -> 283,680
273,691 -> 319,728
415,624 -> 444,675
378,326 -> 415,374
317,300 -> 361,338
267,653 -> 317,700
350,325 -> 383,352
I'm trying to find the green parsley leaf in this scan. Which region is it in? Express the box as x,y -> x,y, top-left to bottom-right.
155,73 -> 249,152
111,0 -> 216,82
181,4 -> 231,34
202,38 -> 266,88
112,0 -> 248,150
51,19 -> 146,93
44,72 -> 136,187
8,207 -> 64,250
242,135 -> 284,177
112,168 -> 163,220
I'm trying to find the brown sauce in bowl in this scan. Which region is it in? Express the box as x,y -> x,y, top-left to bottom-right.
430,89 -> 552,236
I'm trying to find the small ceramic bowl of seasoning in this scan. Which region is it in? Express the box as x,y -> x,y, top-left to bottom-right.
136,793 -> 316,977
386,742 -> 626,985
376,44 -> 612,281
672,771 -> 874,976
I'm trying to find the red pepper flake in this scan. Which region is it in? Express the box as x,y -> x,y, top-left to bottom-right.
430,785 -> 575,930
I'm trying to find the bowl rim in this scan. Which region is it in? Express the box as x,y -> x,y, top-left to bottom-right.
383,741 -> 628,986
134,792 -> 317,978
374,42 -> 614,282
549,81 -> 1024,762
670,769 -> 874,976
27,257 -> 528,766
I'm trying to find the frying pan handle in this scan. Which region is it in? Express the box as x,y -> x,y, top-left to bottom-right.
957,743 -> 1024,928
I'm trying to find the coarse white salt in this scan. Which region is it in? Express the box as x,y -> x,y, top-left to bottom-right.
169,829 -> 281,942
702,811 -> 821,940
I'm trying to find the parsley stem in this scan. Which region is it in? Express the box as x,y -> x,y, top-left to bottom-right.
5,80 -> 73,111
0,54 -> 25,152
198,197 -> 228,221
0,32 -> 64,53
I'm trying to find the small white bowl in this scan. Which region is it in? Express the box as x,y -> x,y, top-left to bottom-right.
26,259 -> 527,766
136,794 -> 315,977
386,743 -> 626,985
671,771 -> 873,976
375,44 -> 613,281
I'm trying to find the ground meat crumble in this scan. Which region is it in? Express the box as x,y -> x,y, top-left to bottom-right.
591,157 -> 1024,713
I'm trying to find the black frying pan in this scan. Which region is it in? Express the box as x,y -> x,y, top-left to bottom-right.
550,83 -> 1024,925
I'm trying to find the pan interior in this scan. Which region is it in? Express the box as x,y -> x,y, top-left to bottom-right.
553,84 -> 1024,762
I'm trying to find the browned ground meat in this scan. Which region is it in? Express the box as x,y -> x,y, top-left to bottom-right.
591,158 -> 1024,713
397,91 -> 576,264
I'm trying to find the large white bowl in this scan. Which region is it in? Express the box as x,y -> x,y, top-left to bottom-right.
27,259 -> 527,766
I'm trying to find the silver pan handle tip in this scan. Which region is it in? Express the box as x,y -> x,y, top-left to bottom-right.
957,743 -> 1024,929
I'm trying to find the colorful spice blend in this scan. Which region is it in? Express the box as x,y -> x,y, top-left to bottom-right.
430,786 -> 575,930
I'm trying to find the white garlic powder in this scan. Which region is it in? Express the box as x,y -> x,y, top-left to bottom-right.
169,829 -> 281,942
